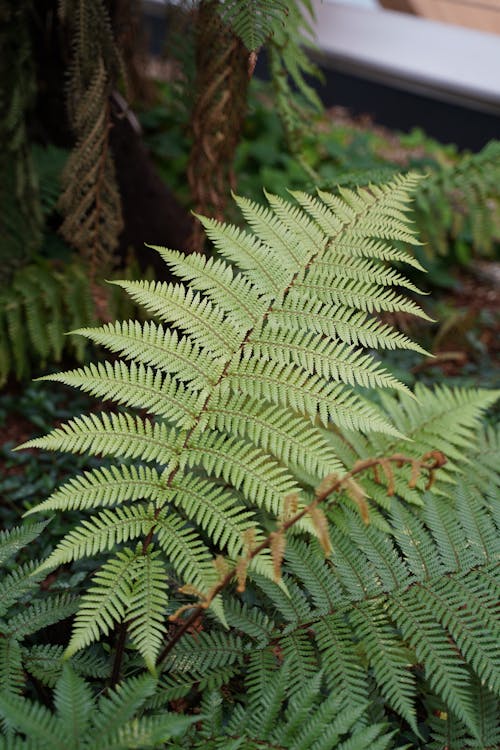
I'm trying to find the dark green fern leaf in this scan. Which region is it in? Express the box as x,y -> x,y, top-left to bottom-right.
0,667 -> 196,749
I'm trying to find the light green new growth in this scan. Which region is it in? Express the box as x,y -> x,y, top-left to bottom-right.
22,174 -> 432,669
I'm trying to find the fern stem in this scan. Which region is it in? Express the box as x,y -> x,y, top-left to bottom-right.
110,622 -> 128,687
156,451 -> 446,668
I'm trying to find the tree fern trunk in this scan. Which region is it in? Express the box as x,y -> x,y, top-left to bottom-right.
187,0 -> 251,251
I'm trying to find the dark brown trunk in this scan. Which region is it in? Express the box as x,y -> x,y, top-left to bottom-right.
187,0 -> 251,251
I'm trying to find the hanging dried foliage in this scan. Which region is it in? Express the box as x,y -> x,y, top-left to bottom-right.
57,0 -> 124,298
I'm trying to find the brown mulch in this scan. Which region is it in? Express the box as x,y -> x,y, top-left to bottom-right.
429,264 -> 500,375
1,414 -> 37,479
322,106 -> 445,166
2,414 -> 35,448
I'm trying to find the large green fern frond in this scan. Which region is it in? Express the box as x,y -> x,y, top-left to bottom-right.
23,175 -> 435,669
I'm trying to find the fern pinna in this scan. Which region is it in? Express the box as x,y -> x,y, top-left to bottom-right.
21,173 -> 433,671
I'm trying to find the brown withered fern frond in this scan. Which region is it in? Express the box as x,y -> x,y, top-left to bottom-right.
187,0 -> 251,251
58,0 -> 123,302
0,0 -> 43,279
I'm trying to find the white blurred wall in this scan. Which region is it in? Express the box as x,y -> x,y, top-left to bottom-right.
323,0 -> 377,6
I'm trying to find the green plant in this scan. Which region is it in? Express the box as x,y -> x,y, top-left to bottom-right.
184,0 -> 323,247
0,666 -> 195,749
154,484 -> 499,747
0,521 -> 79,696
0,262 -> 95,385
319,139 -> 500,269
0,248 -> 154,386
414,140 -> 500,261
8,175 -> 500,747
165,665 -> 398,749
19,173 -> 428,662
218,0 -> 323,169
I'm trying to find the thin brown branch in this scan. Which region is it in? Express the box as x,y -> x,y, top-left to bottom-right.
110,622 -> 128,687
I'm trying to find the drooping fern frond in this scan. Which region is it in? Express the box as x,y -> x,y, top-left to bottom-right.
267,0 -> 324,171
57,0 -> 123,282
187,0 -> 251,249
0,253 -> 153,385
0,261 -> 95,384
0,0 -> 43,278
23,174 -> 434,670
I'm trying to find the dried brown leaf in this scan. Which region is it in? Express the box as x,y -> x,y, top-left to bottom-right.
282,493 -> 299,521
270,531 -> 286,583
315,473 -> 341,500
343,476 -> 370,524
235,557 -> 249,593
308,505 -> 332,556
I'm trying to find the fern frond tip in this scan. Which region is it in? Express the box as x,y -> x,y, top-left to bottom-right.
12,441 -> 33,453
